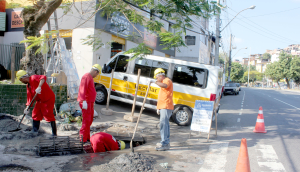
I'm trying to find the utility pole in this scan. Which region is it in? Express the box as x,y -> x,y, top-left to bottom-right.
214,0 -> 220,66
227,34 -> 232,81
247,47 -> 251,87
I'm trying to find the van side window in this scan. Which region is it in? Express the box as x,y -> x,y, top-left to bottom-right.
173,65 -> 208,88
150,61 -> 169,78
106,55 -> 129,73
115,55 -> 129,72
134,59 -> 169,78
134,59 -> 153,77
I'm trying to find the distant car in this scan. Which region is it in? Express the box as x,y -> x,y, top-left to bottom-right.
224,83 -> 239,95
236,83 -> 241,91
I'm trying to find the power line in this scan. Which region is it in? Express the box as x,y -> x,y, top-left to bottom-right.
227,7 -> 299,43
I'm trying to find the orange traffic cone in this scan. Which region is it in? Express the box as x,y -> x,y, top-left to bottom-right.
253,106 -> 267,133
235,138 -> 251,172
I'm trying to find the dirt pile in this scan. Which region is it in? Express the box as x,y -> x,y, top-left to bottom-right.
91,152 -> 166,172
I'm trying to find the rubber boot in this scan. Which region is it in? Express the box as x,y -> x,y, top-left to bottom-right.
26,120 -> 40,136
50,121 -> 57,136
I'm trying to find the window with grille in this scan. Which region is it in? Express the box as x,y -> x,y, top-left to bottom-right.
185,36 -> 196,45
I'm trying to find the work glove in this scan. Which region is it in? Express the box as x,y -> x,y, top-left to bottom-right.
24,107 -> 30,115
157,109 -> 160,115
35,87 -> 41,94
148,80 -> 156,85
82,101 -> 88,110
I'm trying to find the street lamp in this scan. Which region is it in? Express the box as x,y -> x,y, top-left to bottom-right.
233,47 -> 247,58
220,5 -> 256,32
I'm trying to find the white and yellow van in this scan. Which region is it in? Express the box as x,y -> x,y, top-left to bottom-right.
94,52 -> 223,126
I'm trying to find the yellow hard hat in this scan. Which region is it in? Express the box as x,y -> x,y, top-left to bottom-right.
92,64 -> 102,73
119,140 -> 125,150
153,68 -> 165,79
16,70 -> 27,80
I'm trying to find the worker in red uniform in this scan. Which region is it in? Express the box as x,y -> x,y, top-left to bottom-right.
78,64 -> 101,143
16,70 -> 57,136
90,132 -> 125,152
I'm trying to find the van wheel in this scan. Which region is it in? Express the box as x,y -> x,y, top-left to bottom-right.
95,87 -> 107,105
172,106 -> 192,126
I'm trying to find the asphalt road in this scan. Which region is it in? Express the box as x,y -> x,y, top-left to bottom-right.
214,87 -> 300,172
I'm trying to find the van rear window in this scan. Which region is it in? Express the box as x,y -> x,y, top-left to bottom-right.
134,59 -> 168,78
172,65 -> 208,89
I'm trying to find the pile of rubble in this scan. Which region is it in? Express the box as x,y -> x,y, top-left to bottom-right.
91,152 -> 166,172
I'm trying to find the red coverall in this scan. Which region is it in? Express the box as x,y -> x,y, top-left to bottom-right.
90,132 -> 119,152
26,75 -> 56,122
77,73 -> 96,142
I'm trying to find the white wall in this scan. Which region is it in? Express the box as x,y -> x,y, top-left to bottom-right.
271,54 -> 279,63
93,31 -> 112,68
72,28 -> 95,79
199,42 -> 209,64
175,30 -> 200,58
125,40 -> 139,51
2,31 -> 24,44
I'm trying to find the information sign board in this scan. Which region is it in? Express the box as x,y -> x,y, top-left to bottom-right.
190,100 -> 214,133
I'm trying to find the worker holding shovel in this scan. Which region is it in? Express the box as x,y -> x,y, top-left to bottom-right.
150,68 -> 174,151
78,64 -> 101,143
16,70 -> 57,136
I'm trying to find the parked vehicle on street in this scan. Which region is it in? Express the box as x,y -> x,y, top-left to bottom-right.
93,52 -> 224,126
224,83 -> 239,95
236,83 -> 241,91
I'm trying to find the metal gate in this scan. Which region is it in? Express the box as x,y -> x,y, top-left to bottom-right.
0,43 -> 25,70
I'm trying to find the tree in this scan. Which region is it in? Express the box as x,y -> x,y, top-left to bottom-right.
290,56 -> 300,87
277,52 -> 293,89
20,0 -> 63,75
262,52 -> 271,60
242,70 -> 261,85
265,62 -> 282,89
230,62 -> 243,82
17,0 -> 220,74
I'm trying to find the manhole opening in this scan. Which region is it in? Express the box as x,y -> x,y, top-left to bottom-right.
0,164 -> 33,171
0,115 -> 19,132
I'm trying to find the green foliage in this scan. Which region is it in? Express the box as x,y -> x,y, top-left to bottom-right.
20,31 -> 58,55
290,56 -> 300,85
158,31 -> 186,51
262,53 -> 271,60
6,3 -> 23,9
242,70 -> 262,83
230,62 -> 244,82
265,62 -> 282,83
124,43 -> 152,60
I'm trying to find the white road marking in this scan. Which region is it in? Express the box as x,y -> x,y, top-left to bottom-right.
239,112 -> 242,115
199,142 -> 229,172
256,145 -> 286,172
274,98 -> 300,110
241,108 -> 243,111
237,118 -> 240,122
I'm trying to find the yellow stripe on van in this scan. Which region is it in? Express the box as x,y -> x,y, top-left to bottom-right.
94,75 -> 210,108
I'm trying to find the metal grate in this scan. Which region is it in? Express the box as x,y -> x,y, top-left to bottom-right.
38,136 -> 84,156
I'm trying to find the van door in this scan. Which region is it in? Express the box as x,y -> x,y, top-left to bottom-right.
126,58 -> 169,109
102,55 -> 130,100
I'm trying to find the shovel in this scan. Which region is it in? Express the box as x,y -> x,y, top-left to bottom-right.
130,82 -> 152,152
9,93 -> 38,132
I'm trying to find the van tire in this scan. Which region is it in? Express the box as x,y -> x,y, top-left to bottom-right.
172,106 -> 192,126
95,86 -> 107,105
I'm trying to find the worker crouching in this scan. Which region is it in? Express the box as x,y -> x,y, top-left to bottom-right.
90,132 -> 125,152
16,70 -> 57,136
78,64 -> 101,143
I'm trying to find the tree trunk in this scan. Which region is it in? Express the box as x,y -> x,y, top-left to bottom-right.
277,81 -> 281,89
285,78 -> 290,89
21,0 -> 62,75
